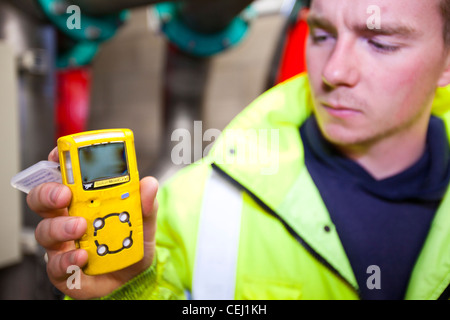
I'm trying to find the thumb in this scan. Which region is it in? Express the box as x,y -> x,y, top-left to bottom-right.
139,176 -> 159,262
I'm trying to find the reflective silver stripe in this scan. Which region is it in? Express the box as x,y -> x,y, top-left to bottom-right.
192,169 -> 243,300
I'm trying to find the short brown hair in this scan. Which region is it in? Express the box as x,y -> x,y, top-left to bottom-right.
441,0 -> 450,46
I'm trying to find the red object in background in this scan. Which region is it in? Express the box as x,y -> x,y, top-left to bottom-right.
56,67 -> 91,140
275,9 -> 309,84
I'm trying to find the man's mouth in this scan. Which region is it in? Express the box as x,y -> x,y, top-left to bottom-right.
320,101 -> 363,118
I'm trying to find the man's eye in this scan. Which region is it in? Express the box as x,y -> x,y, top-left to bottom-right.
312,35 -> 329,43
310,30 -> 334,43
368,39 -> 399,53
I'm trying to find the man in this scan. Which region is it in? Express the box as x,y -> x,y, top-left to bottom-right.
28,0 -> 450,299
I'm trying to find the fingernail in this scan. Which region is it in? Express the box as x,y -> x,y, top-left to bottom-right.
65,218 -> 79,235
50,185 -> 62,203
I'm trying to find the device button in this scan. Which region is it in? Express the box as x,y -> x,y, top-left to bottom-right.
119,212 -> 130,223
93,218 -> 104,229
123,237 -> 133,248
121,192 -> 130,200
97,244 -> 108,256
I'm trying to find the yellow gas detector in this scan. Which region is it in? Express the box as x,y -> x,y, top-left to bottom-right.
57,129 -> 143,275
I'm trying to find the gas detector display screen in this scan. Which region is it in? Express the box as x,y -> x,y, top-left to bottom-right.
78,142 -> 128,188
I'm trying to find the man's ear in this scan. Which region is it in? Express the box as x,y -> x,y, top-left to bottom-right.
438,51 -> 450,87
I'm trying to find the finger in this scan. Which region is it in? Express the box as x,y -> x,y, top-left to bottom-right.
35,216 -> 86,250
27,182 -> 72,218
48,147 -> 59,163
47,249 -> 88,282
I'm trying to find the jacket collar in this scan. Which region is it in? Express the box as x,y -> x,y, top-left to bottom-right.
209,73 -> 312,211
408,85 -> 450,299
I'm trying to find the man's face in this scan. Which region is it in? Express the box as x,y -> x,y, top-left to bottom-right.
306,0 -> 450,148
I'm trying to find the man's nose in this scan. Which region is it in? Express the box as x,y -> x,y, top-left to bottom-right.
322,39 -> 360,89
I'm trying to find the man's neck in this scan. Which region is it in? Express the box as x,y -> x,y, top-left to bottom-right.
336,120 -> 429,181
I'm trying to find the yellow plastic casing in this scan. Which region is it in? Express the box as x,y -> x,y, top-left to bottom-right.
57,129 -> 143,275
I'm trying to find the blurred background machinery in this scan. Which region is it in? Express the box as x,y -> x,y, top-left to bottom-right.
0,0 -> 309,299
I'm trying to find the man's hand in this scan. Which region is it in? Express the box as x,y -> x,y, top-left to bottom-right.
27,147 -> 159,299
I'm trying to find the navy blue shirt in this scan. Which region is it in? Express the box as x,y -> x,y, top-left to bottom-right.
300,115 -> 450,299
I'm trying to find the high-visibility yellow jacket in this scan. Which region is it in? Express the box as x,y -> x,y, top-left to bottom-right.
103,74 -> 450,300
